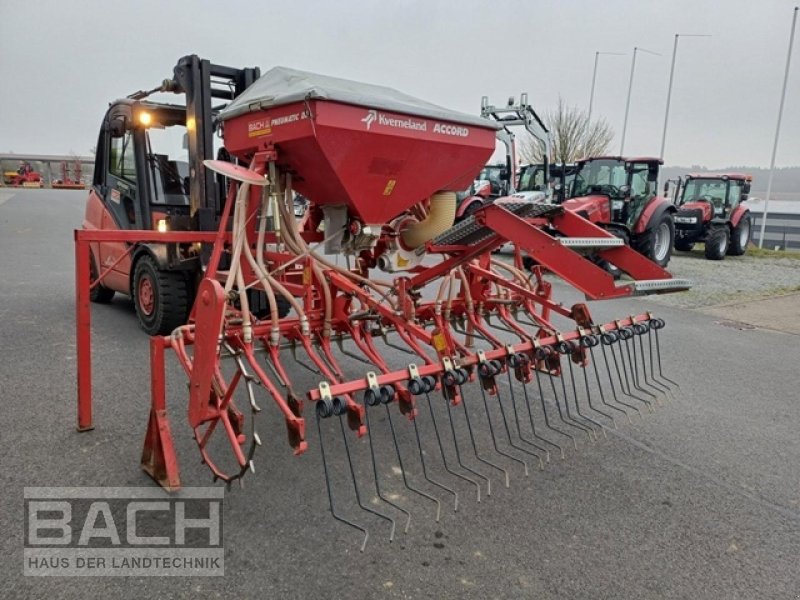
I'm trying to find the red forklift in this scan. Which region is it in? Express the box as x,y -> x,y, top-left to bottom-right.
671,173 -> 753,260
83,55 -> 271,334
561,156 -> 676,267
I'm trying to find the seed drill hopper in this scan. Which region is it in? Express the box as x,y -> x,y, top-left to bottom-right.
77,66 -> 690,549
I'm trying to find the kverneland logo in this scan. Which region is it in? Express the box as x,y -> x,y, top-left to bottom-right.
361,110 -> 377,130
361,109 -> 427,132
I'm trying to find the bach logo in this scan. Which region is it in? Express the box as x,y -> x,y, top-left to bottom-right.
361,109 -> 377,130
24,487 -> 224,577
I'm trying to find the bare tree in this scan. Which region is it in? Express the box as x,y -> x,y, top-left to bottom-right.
519,98 -> 614,164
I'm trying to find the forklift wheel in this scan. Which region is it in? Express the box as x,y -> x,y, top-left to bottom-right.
133,255 -> 189,335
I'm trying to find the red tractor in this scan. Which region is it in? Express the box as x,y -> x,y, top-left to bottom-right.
454,163 -> 510,220
561,156 -> 676,267
671,173 -> 753,260
6,162 -> 43,187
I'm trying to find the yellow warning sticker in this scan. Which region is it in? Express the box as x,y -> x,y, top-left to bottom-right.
302,265 -> 312,286
382,179 -> 397,196
432,332 -> 447,353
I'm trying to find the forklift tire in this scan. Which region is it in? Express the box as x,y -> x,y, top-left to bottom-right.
727,213 -> 751,256
256,295 -> 292,320
704,226 -> 729,260
633,213 -> 675,267
674,237 -> 694,252
133,255 -> 189,335
89,253 -> 115,304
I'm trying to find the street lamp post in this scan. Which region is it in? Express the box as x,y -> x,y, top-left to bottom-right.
588,51 -> 625,125
759,6 -> 799,248
659,33 -> 711,160
620,47 -> 660,155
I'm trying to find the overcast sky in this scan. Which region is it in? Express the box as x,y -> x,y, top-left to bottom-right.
1,0 -> 798,167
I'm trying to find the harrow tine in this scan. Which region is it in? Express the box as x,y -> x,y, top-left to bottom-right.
605,333 -> 654,412
629,325 -> 663,405
635,324 -> 670,401
337,410 -> 397,542
383,402 -> 443,523
548,362 -> 596,442
472,379 -> 530,477
575,338 -> 621,427
262,351 -> 288,388
644,324 -> 673,402
441,384 -> 492,498
650,318 -> 682,393
480,374 -> 545,471
362,399 -> 413,533
456,383 -> 512,487
561,353 -> 606,439
534,369 -> 579,451
337,344 -> 374,366
587,343 -> 637,424
518,370 -> 567,459
502,382 -> 550,466
315,401 -> 369,552
382,332 -> 418,356
577,357 -> 617,429
620,329 -> 658,405
423,391 -> 482,502
289,341 -> 321,375
411,408 -> 459,513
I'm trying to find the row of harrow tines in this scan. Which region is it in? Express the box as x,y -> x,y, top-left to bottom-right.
166,164 -> 679,550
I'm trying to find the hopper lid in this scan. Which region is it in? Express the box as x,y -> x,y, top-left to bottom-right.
219,66 -> 499,130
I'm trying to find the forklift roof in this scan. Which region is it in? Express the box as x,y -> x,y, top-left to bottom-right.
218,66 -> 499,129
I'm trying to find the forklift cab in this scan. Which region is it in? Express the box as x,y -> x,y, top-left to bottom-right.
93,100 -> 191,233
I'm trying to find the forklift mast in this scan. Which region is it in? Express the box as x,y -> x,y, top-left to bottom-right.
151,55 -> 261,230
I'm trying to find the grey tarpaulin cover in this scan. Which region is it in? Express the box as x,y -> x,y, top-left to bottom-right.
218,66 -> 499,129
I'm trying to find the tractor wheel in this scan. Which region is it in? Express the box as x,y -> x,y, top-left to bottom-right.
727,213 -> 751,256
456,200 -> 483,222
595,226 -> 629,280
89,253 -> 115,304
704,226 -> 729,260
674,237 -> 695,252
634,213 -> 675,267
133,255 -> 189,335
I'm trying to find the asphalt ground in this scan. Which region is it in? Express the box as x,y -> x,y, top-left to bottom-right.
1,189 -> 799,599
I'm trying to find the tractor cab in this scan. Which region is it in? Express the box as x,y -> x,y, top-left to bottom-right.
672,173 -> 753,260
567,156 -> 661,227
518,162 -> 577,204
517,163 -> 547,194
561,156 -> 675,267
675,174 -> 752,217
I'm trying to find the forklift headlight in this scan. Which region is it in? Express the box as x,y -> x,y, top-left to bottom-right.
138,111 -> 153,127
157,218 -> 169,233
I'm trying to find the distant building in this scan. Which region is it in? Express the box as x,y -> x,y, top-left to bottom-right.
746,198 -> 800,251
